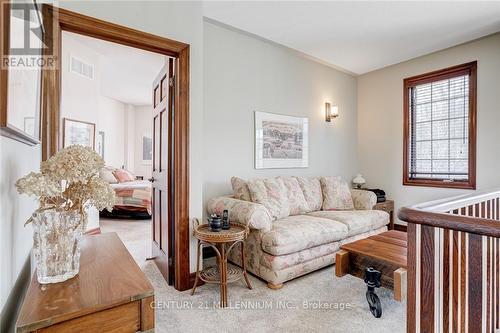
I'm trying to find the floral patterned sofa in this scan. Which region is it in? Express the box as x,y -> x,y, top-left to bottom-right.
207,176 -> 390,289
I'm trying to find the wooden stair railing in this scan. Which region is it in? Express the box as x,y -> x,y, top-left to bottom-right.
399,189 -> 500,333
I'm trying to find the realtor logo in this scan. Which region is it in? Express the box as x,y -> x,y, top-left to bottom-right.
1,2 -> 56,69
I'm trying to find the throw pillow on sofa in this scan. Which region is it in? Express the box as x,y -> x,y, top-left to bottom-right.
281,176 -> 310,215
320,176 -> 354,210
231,176 -> 251,201
113,169 -> 135,183
247,177 -> 290,220
295,176 -> 322,211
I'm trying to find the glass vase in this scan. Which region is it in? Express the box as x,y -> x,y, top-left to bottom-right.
32,209 -> 86,284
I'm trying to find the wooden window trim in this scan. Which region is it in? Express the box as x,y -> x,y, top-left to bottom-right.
403,61 -> 477,190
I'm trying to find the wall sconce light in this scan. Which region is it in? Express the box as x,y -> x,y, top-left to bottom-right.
325,102 -> 339,122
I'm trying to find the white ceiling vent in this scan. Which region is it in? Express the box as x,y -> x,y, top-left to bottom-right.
70,56 -> 94,80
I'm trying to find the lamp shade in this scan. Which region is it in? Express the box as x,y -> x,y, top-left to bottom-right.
352,174 -> 366,188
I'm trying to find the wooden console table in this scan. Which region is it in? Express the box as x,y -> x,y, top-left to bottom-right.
16,233 -> 154,333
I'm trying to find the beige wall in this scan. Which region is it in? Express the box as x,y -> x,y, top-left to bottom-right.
61,32 -> 126,169
357,33 -> 500,224
0,139 -> 39,312
132,106 -> 153,179
203,21 -> 359,212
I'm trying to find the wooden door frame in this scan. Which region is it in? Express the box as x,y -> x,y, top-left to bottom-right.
40,5 -> 191,291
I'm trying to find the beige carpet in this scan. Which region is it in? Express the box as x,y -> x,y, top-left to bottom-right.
143,260 -> 406,332
100,217 -> 151,267
100,219 -> 406,332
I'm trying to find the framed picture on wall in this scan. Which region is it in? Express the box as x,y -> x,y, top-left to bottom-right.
24,117 -> 35,135
142,134 -> 152,165
255,111 -> 309,169
96,131 -> 105,159
63,118 -> 96,148
0,1 -> 43,145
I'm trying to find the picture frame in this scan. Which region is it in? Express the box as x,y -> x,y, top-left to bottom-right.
255,111 -> 309,169
0,0 -> 43,145
96,131 -> 105,159
24,117 -> 35,135
63,118 -> 96,149
142,134 -> 152,165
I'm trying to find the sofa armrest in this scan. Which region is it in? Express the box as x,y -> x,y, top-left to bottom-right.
207,196 -> 272,231
351,189 -> 377,210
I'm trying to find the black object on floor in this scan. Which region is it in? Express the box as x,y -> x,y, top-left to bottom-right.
364,267 -> 383,318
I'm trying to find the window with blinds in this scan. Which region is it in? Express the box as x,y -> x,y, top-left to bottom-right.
403,62 -> 477,189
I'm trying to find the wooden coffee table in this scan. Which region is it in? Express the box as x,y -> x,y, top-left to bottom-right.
335,230 -> 407,302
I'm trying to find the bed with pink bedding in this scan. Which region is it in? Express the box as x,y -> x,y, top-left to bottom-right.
99,167 -> 152,218
110,180 -> 152,216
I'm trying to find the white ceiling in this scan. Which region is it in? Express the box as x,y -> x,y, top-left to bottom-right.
65,32 -> 166,106
203,1 -> 500,75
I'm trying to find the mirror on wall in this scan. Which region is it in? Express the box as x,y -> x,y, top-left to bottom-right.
0,1 -> 43,145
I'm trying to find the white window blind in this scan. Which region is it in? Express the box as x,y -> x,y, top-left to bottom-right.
408,75 -> 469,180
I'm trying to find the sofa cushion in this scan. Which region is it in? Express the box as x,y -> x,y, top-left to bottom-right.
206,196 -> 272,231
260,242 -> 340,271
261,215 -> 348,255
247,177 -> 290,220
231,176 -> 251,201
308,210 -> 389,237
295,176 -> 322,211
281,176 -> 310,215
351,189 -> 377,210
320,176 -> 354,210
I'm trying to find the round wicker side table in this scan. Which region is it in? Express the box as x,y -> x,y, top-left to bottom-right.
190,219 -> 252,308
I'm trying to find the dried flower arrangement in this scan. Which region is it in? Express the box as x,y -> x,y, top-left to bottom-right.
16,145 -> 117,225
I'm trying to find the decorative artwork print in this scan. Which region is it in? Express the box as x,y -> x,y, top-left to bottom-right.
255,111 -> 308,169
142,134 -> 152,165
63,118 -> 96,149
96,131 -> 105,159
24,117 -> 35,136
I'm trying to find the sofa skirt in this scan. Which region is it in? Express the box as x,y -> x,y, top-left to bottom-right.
228,226 -> 388,285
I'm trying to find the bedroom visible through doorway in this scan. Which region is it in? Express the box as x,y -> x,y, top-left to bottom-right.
60,31 -> 168,268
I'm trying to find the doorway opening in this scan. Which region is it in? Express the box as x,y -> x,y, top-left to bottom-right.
60,30 -> 169,271
41,5 -> 191,291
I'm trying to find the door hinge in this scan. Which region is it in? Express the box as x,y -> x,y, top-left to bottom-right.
168,257 -> 173,266
169,76 -> 175,87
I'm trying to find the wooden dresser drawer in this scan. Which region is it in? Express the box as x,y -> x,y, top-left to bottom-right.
39,301 -> 140,333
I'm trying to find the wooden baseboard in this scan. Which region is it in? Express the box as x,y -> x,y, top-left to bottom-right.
393,224 -> 407,232
84,227 -> 101,235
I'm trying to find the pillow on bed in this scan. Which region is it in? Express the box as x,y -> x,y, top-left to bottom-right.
113,169 -> 135,183
99,167 -> 118,184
